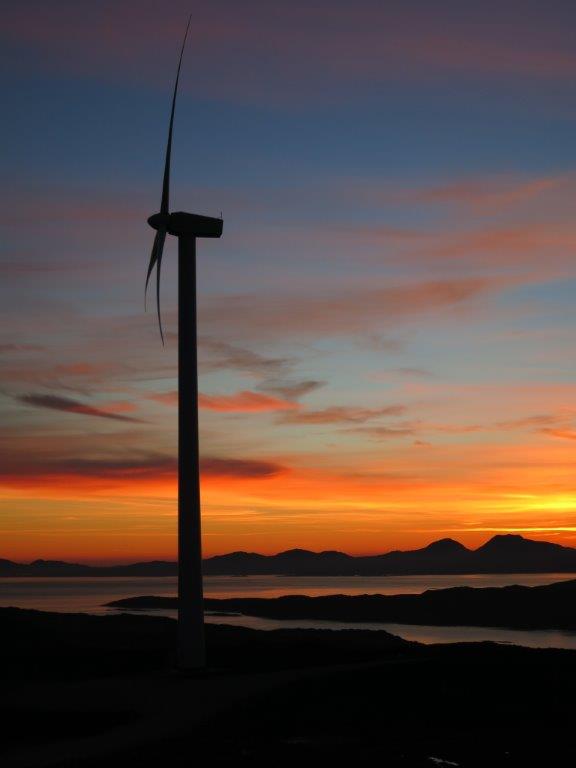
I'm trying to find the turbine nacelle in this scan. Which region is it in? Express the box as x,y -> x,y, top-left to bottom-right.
148,211 -> 223,239
145,16 -> 223,345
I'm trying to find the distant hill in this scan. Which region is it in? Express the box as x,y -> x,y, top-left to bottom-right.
0,559 -> 179,578
4,534 -> 576,577
204,534 -> 576,576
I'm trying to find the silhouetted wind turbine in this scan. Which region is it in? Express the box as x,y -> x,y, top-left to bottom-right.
146,17 -> 222,670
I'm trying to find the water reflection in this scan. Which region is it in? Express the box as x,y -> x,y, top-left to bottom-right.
3,573 -> 576,650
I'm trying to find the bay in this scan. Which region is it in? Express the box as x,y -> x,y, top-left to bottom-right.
2,573 -> 576,650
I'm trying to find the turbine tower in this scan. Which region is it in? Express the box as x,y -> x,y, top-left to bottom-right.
146,17 -> 222,670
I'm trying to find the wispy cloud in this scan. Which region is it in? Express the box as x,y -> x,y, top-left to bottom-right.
148,391 -> 178,407
17,393 -> 144,423
200,278 -> 497,341
199,390 -> 298,413
0,452 -> 288,483
279,404 -> 406,425
200,456 -> 287,478
0,454 -> 177,481
345,425 -> 417,439
405,175 -> 564,213
539,428 -> 576,441
388,367 -> 433,378
350,412 -> 576,442
0,343 -> 44,353
497,414 -> 562,430
257,379 -> 326,401
348,174 -> 566,214
150,386 -> 315,412
198,337 -> 294,377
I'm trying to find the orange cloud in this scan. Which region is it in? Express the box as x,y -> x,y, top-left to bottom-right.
405,175 -> 563,211
149,391 -> 178,406
53,363 -> 100,376
316,220 -> 576,278
102,401 -> 139,414
1,355 -> 126,389
540,428 -> 576,441
346,174 -> 565,214
199,390 -> 299,413
421,224 -> 576,267
200,457 -> 286,478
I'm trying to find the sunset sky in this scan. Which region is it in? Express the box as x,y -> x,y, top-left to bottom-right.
3,0 -> 576,562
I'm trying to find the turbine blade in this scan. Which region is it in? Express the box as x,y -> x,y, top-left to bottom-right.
160,14 -> 192,215
145,227 -> 167,344
144,229 -> 162,310
156,230 -> 167,345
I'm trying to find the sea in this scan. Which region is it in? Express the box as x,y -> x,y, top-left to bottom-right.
2,572 -> 576,650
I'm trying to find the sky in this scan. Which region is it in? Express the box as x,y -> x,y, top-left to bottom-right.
3,0 -> 576,563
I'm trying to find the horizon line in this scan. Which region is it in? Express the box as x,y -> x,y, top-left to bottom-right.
3,531 -> 564,567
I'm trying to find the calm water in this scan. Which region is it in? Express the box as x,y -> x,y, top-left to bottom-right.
2,573 -> 576,650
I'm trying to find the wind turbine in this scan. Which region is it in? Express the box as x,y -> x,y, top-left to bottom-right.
146,17 -> 222,670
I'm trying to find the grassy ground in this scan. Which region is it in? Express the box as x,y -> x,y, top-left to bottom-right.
2,608 -> 575,767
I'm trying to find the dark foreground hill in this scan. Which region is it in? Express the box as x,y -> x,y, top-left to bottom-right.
109,576 -> 576,631
5,533 -> 576,576
2,607 -> 576,768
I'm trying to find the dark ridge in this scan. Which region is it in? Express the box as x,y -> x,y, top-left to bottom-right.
107,577 -> 576,631
0,606 -> 410,680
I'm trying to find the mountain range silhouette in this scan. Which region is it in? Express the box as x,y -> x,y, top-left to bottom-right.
3,534 -> 576,576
